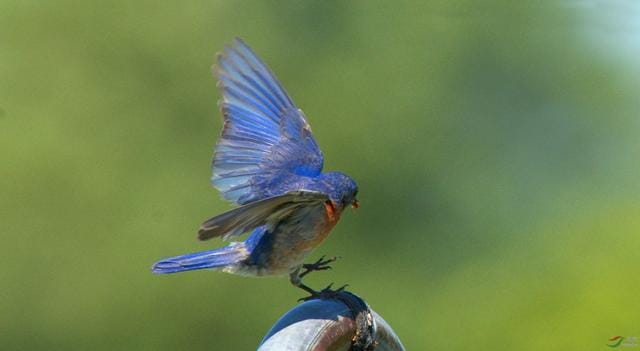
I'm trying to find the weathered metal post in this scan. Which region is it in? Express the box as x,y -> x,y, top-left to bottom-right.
258,291 -> 405,351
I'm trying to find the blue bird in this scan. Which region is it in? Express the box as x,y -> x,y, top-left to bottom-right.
152,39 -> 359,295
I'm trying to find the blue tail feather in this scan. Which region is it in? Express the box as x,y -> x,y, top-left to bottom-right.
152,243 -> 247,274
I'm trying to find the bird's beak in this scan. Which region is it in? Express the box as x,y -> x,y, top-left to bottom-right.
351,199 -> 360,209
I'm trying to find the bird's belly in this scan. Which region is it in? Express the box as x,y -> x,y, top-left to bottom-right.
248,205 -> 340,275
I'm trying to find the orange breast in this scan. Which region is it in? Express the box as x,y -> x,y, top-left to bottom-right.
291,201 -> 341,252
324,201 -> 337,224
267,202 -> 343,272
316,201 -> 341,241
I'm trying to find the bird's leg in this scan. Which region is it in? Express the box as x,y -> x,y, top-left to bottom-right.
299,255 -> 339,279
289,268 -> 319,295
289,264 -> 349,302
298,283 -> 350,302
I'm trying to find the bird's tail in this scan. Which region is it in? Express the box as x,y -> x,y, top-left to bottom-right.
151,242 -> 248,274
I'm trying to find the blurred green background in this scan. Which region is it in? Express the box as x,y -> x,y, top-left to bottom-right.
2,1 -> 640,350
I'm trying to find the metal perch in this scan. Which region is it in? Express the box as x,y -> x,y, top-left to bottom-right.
258,291 -> 405,351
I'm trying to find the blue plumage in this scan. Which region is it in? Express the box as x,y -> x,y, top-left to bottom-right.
212,39 -> 324,205
152,244 -> 246,274
152,39 -> 358,294
152,227 -> 268,274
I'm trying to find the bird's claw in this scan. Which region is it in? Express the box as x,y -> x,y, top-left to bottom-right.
300,255 -> 340,278
297,282 -> 350,302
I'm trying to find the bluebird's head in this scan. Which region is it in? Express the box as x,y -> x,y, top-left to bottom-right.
314,171 -> 359,210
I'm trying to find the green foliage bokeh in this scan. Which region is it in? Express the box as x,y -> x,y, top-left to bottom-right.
2,1 -> 640,350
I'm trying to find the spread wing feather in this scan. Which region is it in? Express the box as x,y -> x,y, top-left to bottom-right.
211,39 -> 324,205
198,191 -> 328,241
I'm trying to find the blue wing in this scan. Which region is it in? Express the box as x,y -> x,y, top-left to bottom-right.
212,39 -> 324,205
198,190 -> 329,240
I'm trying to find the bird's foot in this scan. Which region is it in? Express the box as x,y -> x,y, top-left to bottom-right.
299,255 -> 340,279
297,283 -> 349,302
